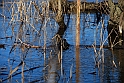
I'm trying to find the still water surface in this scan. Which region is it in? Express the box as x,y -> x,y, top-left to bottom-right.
0,0 -> 124,83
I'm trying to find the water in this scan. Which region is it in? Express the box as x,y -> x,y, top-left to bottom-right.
0,0 -> 124,83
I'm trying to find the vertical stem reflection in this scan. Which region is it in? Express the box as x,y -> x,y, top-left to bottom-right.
75,47 -> 80,83
21,61 -> 24,83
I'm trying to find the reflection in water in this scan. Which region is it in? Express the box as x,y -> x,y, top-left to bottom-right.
75,47 -> 80,83
47,56 -> 58,83
0,1 -> 124,82
112,49 -> 124,83
101,49 -> 124,83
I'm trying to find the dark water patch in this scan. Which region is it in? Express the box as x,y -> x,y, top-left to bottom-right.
0,44 -> 5,49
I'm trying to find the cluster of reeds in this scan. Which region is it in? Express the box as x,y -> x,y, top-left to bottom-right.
1,0 -> 122,82
92,0 -> 120,78
1,0 -> 62,82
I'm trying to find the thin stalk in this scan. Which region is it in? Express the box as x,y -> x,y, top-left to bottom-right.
93,25 -> 98,64
61,39 -> 63,77
70,64 -> 73,79
100,19 -> 104,63
21,61 -> 24,83
76,0 -> 80,47
43,24 -> 46,63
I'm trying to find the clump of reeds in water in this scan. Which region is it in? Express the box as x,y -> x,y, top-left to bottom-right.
0,0 -> 61,82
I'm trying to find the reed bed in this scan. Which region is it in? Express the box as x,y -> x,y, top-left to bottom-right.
0,0 -> 120,83
0,0 -> 61,82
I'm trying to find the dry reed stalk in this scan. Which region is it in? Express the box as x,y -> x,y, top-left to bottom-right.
92,15 -> 121,68
70,64 -> 73,79
60,39 -> 63,77
99,19 -> 104,63
76,0 -> 80,47
93,19 -> 107,66
21,61 -> 24,83
93,25 -> 99,65
39,1 -> 50,62
58,51 -> 61,63
111,48 -> 117,68
9,61 -> 23,78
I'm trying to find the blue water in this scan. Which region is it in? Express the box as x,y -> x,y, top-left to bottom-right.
0,0 -> 124,83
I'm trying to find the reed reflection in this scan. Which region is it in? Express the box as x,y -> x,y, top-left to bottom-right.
75,47 -> 80,83
113,49 -> 124,83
